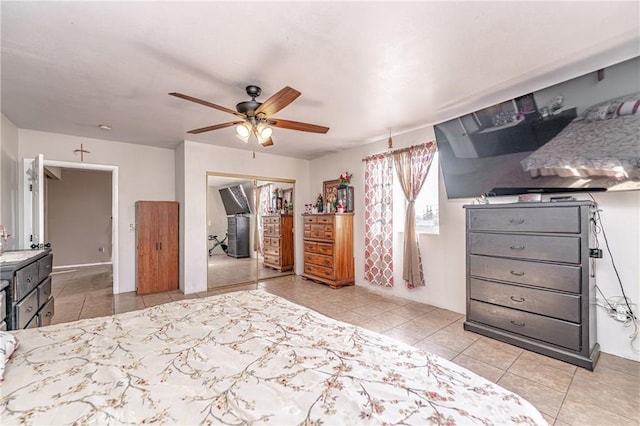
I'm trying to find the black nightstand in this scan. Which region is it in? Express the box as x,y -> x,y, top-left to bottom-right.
532,107 -> 577,148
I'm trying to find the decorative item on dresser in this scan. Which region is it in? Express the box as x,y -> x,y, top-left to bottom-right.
262,214 -> 294,272
322,180 -> 340,212
336,185 -> 354,213
463,201 -> 599,370
0,249 -> 54,330
302,213 -> 354,288
135,201 -> 179,295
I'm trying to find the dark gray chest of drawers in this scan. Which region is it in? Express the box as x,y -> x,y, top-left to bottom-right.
0,280 -> 9,331
227,216 -> 249,258
0,250 -> 55,330
463,202 -> 599,370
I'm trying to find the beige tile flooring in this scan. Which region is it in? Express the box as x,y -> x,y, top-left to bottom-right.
207,253 -> 292,288
51,266 -> 639,426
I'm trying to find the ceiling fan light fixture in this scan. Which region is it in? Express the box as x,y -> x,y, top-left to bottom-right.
235,122 -> 251,138
256,122 -> 273,139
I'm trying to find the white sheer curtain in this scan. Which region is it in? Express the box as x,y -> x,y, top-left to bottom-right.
392,142 -> 437,288
363,153 -> 394,287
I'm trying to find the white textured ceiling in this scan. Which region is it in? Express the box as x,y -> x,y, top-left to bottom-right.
2,2 -> 639,160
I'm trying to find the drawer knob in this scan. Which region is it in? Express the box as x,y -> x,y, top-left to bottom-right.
510,270 -> 525,276
509,218 -> 525,225
509,245 -> 525,251
510,320 -> 525,327
510,296 -> 525,303
45,311 -> 52,317
26,306 -> 33,313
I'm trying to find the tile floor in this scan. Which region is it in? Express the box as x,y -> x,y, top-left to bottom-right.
207,253 -> 292,288
51,266 -> 639,426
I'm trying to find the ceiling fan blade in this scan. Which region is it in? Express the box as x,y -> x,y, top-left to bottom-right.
268,118 -> 329,134
259,137 -> 274,147
255,86 -> 301,116
169,92 -> 244,117
187,121 -> 244,134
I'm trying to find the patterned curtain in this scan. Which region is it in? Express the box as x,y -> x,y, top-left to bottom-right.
256,183 -> 272,255
363,153 -> 394,287
393,141 -> 437,288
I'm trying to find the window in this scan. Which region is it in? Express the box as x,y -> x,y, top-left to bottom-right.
415,152 -> 439,234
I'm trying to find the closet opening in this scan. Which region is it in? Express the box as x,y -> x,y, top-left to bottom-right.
206,172 -> 295,288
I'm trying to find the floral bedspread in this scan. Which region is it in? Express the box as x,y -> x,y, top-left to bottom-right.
1,290 -> 546,425
521,113 -> 640,178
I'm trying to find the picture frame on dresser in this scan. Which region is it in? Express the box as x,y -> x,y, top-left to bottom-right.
323,179 -> 340,205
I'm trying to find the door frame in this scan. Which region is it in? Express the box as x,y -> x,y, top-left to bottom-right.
23,158 -> 120,293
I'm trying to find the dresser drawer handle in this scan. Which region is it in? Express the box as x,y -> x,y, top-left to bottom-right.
26,306 -> 33,313
45,311 -> 53,317
510,296 -> 525,303
510,270 -> 525,276
26,276 -> 33,283
510,320 -> 525,327
509,245 -> 525,251
509,218 -> 525,225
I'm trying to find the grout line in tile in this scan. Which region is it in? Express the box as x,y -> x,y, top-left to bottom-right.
77,297 -> 87,321
554,372 -> 578,424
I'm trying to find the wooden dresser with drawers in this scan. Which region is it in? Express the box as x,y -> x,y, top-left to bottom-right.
302,213 -> 354,288
262,214 -> 294,272
463,201 -> 599,370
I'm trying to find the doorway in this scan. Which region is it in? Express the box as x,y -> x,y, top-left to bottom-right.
23,158 -> 119,292
46,168 -> 112,266
206,172 -> 295,288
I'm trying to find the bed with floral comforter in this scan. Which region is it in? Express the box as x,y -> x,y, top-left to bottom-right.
521,94 -> 640,179
1,290 -> 546,425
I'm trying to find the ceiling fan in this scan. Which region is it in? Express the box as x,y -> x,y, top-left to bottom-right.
170,85 -> 329,147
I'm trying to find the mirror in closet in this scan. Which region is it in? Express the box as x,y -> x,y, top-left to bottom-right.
206,172 -> 295,289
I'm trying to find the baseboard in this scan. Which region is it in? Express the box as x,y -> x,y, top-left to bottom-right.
51,261 -> 113,273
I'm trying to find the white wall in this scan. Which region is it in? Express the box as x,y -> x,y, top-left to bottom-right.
18,130 -> 175,293
1,114 -> 20,250
207,185 -> 227,244
177,140 -> 310,294
587,190 -> 640,361
46,169 -> 112,266
175,143 -> 186,293
309,126 -> 640,361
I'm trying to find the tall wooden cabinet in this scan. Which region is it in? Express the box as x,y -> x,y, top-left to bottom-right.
135,201 -> 179,295
262,214 -> 294,272
302,213 -> 354,288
